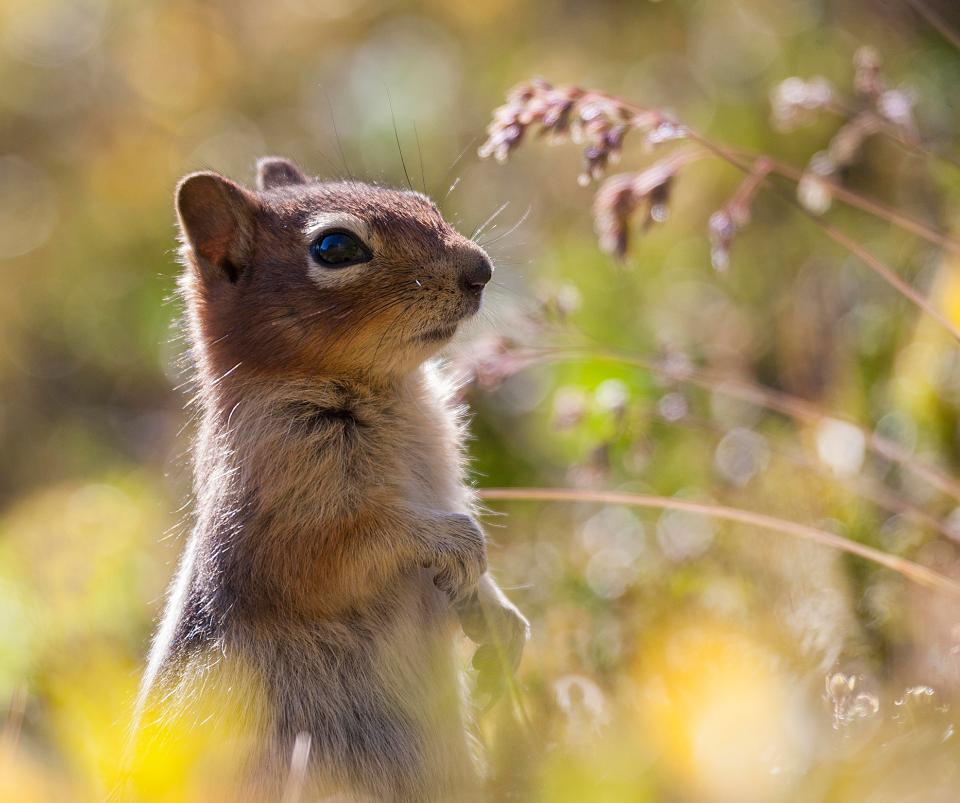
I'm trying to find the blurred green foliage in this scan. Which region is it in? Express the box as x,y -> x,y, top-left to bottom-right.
3,0 -> 960,799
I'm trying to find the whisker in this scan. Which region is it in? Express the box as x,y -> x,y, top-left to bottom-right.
386,87 -> 414,191
472,201 -> 509,241
443,176 -> 461,203
312,145 -> 352,183
445,137 -> 478,181
322,85 -> 353,181
478,205 -> 532,248
414,121 -> 428,195
439,136 -> 479,209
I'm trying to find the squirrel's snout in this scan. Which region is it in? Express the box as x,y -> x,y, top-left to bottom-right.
458,254 -> 493,294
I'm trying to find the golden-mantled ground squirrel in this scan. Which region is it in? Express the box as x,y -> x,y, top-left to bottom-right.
135,157 -> 529,801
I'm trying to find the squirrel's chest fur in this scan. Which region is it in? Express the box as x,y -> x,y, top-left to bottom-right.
242,363 -> 464,517
179,363 -> 469,624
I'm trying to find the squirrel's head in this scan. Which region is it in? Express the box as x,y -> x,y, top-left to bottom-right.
176,156 -> 493,384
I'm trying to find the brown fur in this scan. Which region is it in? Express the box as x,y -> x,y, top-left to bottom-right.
135,158 -> 528,801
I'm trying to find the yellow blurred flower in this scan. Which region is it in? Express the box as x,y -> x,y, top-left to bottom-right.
632,617 -> 813,802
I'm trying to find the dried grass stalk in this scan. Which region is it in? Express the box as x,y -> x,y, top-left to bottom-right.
479,77 -> 683,185
479,487 -> 960,597
593,148 -> 704,258
480,54 -> 960,340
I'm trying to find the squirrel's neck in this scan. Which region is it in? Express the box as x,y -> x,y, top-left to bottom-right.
191,364 -> 442,504
202,365 -> 412,421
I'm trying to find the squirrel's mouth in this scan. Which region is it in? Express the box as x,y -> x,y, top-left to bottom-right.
418,322 -> 459,343
417,294 -> 482,343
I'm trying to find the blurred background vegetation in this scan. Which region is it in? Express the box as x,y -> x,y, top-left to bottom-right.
2,0 -> 960,800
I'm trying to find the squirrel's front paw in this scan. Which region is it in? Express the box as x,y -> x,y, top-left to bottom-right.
431,514 -> 488,603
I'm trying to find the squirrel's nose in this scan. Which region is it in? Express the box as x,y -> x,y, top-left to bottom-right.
459,254 -> 493,294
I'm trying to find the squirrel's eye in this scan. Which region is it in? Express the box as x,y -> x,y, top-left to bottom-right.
310,231 -> 371,267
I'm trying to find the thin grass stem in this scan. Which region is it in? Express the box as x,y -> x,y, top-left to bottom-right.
478,487 -> 960,596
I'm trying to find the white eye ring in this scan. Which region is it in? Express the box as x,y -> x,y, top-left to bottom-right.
304,212 -> 373,288
304,212 -> 371,245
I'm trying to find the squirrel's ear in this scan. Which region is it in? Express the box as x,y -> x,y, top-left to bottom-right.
256,156 -> 308,191
176,172 -> 258,284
